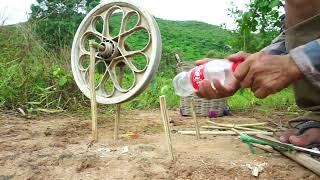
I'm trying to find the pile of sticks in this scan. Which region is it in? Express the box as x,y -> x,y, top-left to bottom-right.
178,121 -> 275,136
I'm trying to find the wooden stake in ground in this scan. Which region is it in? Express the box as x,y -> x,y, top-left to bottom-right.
159,95 -> 175,161
114,65 -> 124,141
190,98 -> 200,139
89,40 -> 99,142
114,104 -> 121,140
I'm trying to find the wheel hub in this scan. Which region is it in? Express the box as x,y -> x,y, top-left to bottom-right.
98,40 -> 119,62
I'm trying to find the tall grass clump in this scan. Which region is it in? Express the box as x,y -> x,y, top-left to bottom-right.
0,24 -> 85,112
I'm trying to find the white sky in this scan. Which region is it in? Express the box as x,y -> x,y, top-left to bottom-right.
0,0 -> 249,29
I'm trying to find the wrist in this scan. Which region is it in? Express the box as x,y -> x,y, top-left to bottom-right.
286,54 -> 304,81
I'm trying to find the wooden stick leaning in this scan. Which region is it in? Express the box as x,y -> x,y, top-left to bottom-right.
178,130 -> 273,136
256,134 -> 320,176
159,95 -> 175,161
114,65 -> 124,141
89,40 -> 99,142
190,98 -> 200,139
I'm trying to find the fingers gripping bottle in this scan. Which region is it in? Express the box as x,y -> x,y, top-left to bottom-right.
173,59 -> 241,97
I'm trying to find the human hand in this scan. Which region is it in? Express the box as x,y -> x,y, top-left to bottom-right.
195,52 -> 250,99
234,52 -> 303,98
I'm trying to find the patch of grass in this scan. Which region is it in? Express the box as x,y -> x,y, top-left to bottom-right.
229,87 -> 296,112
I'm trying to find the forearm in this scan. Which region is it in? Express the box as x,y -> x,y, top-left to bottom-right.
289,39 -> 320,88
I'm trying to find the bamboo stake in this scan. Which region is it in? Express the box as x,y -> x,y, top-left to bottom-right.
178,130 -> 273,136
114,104 -> 121,140
159,95 -> 175,161
89,40 -> 99,142
190,98 -> 200,139
114,65 -> 124,141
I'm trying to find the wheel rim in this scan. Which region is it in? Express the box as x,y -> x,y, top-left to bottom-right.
71,0 -> 162,104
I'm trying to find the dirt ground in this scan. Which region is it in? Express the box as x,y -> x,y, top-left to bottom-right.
0,109 -> 319,180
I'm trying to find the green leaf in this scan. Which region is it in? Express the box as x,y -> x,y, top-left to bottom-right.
269,0 -> 280,8
58,76 -> 68,86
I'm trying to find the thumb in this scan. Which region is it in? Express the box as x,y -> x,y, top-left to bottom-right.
227,51 -> 250,62
195,58 -> 214,66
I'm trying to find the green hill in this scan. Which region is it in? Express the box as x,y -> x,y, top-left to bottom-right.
157,18 -> 234,60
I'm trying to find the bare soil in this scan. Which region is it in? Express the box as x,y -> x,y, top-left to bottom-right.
0,109 -> 318,180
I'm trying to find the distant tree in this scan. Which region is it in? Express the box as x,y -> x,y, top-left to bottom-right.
30,0 -> 101,49
229,0 -> 284,52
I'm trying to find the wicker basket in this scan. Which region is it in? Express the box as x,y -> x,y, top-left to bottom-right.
176,61 -> 227,117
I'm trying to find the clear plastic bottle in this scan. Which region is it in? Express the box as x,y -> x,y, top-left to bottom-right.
173,59 -> 241,97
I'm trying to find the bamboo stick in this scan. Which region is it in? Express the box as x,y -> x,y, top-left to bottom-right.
207,121 -> 267,132
251,126 -> 277,132
114,104 -> 121,140
207,121 -> 268,128
235,122 -> 268,127
231,128 -> 243,135
190,98 -> 200,139
178,130 -> 273,135
159,95 -> 175,161
89,40 -> 99,142
114,65 -> 124,141
202,125 -> 271,133
251,143 -> 275,153
202,125 -> 230,130
256,135 -> 320,176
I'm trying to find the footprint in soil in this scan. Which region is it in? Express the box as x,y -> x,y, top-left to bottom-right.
76,155 -> 99,173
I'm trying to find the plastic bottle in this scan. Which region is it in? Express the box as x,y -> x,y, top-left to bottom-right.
173,59 -> 241,97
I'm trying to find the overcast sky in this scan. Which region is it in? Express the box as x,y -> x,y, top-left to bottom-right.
0,0 -> 249,29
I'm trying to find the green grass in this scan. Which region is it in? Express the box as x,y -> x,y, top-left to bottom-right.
229,87 -> 297,111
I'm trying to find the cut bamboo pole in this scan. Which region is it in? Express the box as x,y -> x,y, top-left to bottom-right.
114,104 -> 121,140
207,121 -> 268,128
231,128 -> 242,135
190,98 -> 200,139
202,125 -> 274,133
202,125 -> 230,130
178,130 -> 273,136
114,65 -> 124,141
251,143 -> 275,153
89,40 -> 99,142
256,135 -> 320,176
204,124 -> 265,132
159,95 -> 175,161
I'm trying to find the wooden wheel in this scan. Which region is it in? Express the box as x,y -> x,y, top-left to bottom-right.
71,0 -> 162,104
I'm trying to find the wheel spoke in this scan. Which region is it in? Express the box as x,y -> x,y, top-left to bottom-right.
78,52 -> 90,71
125,52 -> 149,72
102,5 -> 123,38
108,58 -> 136,93
112,26 -> 144,41
97,68 -> 115,97
115,26 -> 151,56
119,10 -> 141,34
102,5 -> 124,38
80,31 -> 103,52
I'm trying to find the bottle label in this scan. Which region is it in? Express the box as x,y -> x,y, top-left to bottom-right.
190,64 -> 205,90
